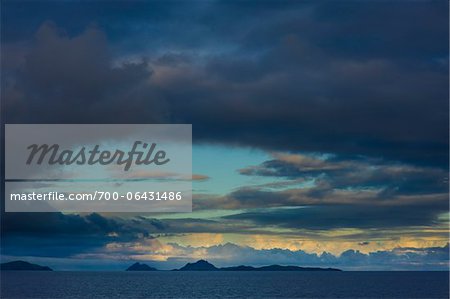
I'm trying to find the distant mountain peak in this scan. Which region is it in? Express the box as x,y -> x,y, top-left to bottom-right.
126,262 -> 157,271
178,260 -> 218,271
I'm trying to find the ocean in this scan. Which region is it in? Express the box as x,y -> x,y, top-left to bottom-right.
1,271 -> 448,298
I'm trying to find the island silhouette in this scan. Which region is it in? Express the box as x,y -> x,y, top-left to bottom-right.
0,261 -> 53,271
1,259 -> 341,271
126,262 -> 158,271
128,259 -> 342,271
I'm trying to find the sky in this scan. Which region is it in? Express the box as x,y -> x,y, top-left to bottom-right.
1,0 -> 449,271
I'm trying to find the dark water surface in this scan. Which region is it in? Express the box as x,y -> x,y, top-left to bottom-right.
1,271 -> 448,298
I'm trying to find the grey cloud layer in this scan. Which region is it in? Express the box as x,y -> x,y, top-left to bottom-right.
200,153 -> 448,229
238,153 -> 448,196
2,1 -> 448,166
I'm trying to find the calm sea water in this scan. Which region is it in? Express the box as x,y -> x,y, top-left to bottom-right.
1,271 -> 449,298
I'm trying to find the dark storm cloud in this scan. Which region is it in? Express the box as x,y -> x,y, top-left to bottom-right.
2,22 -> 167,123
1,212 -> 117,234
1,212 -> 119,257
0,212 -> 157,257
312,1 -> 448,61
172,1 -> 448,167
224,202 -> 448,230
1,1 -> 448,167
189,51 -> 448,166
193,152 -> 448,225
194,152 -> 449,228
194,190 -> 448,232
1,1 -> 182,43
239,153 -> 449,196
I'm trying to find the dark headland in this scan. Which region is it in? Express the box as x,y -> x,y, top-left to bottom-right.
127,260 -> 341,271
0,260 -> 53,271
